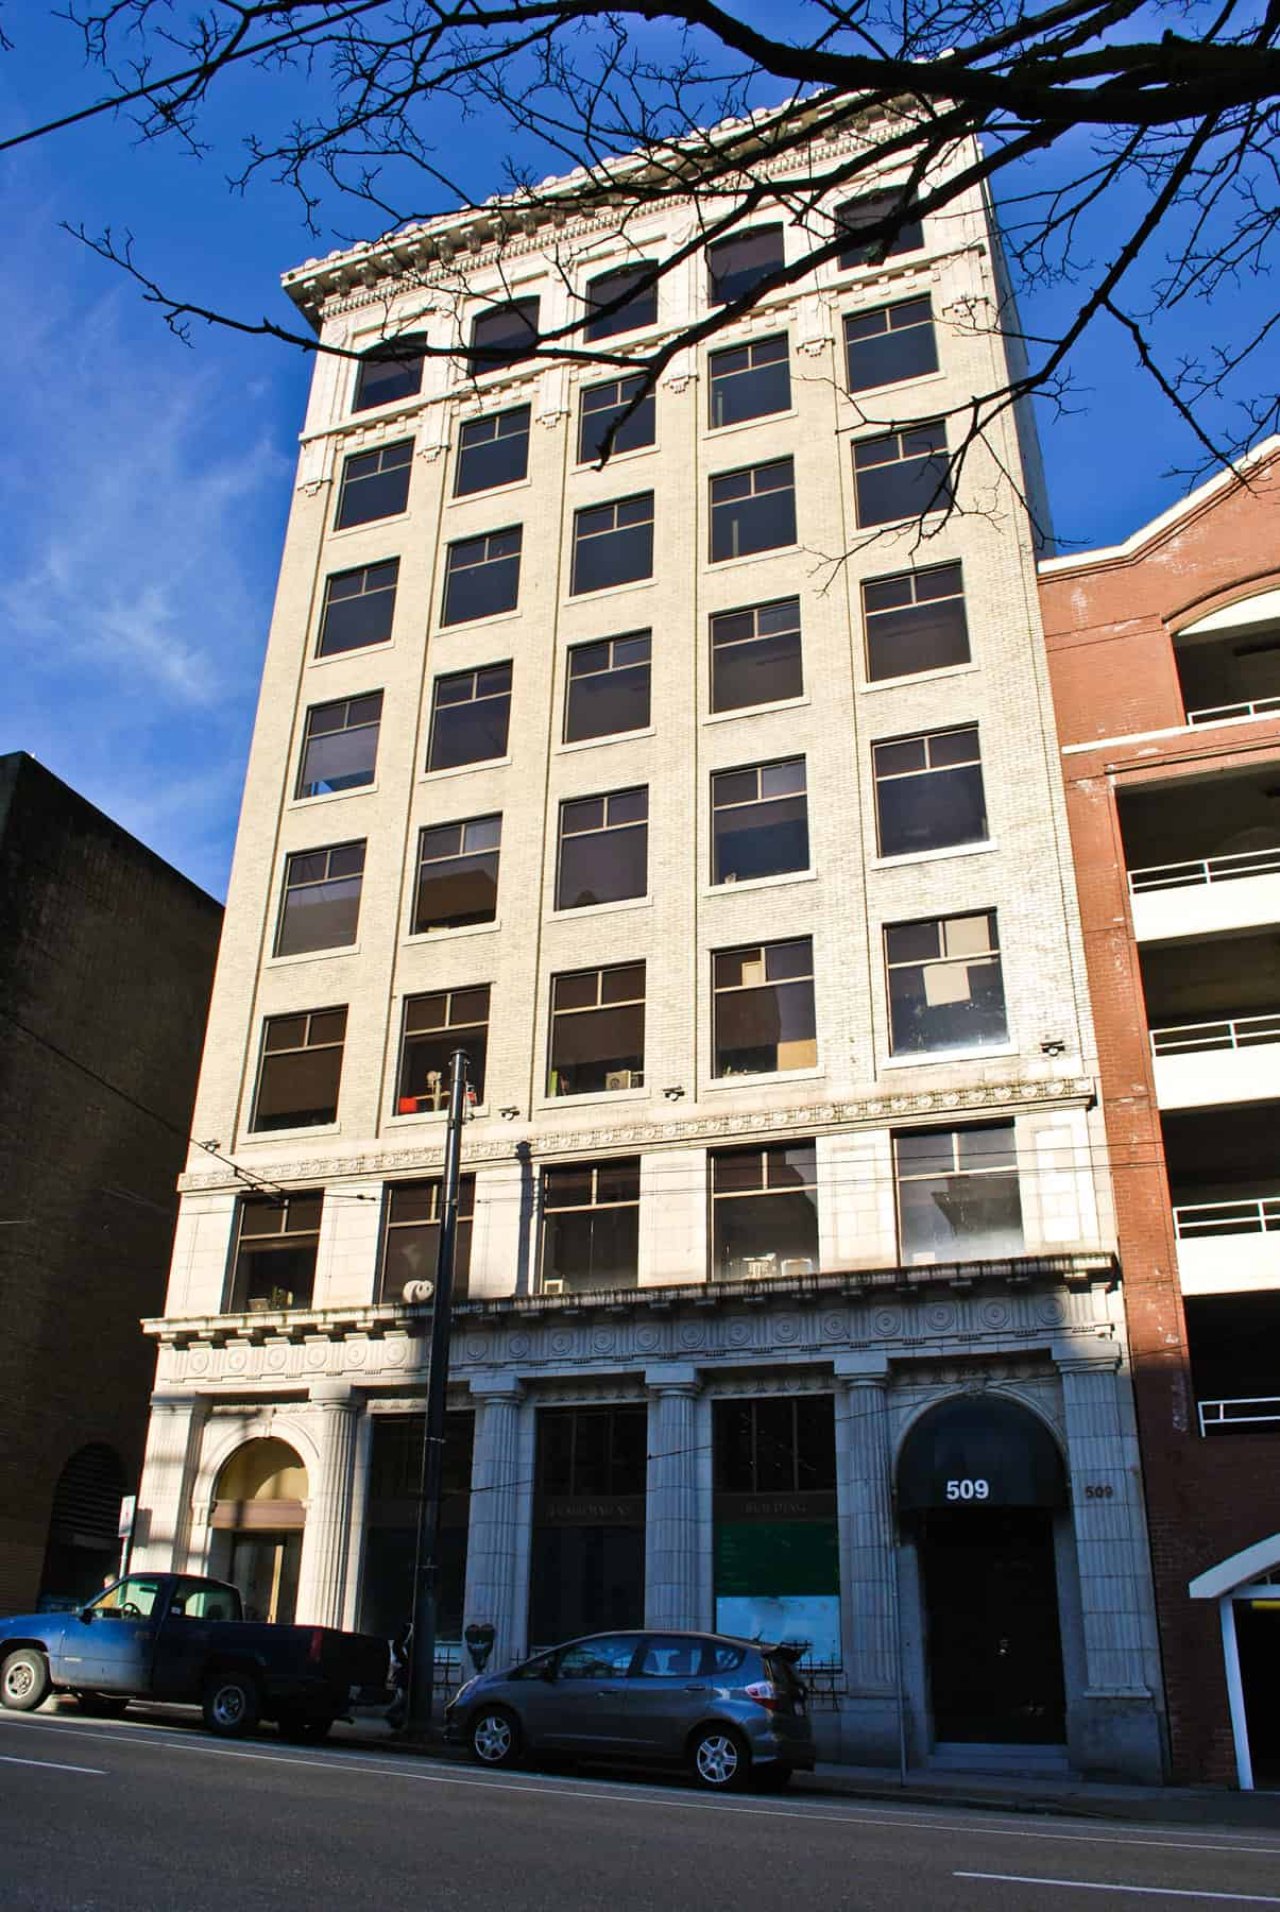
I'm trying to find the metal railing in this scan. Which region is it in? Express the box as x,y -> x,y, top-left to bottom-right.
1151,1011 -> 1280,1056
1129,845 -> 1280,894
1173,1194 -> 1280,1238
1188,695 -> 1280,727
1199,1396 -> 1280,1434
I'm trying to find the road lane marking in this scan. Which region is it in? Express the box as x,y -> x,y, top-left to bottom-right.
0,1752 -> 105,1775
957,1874 -> 1280,1903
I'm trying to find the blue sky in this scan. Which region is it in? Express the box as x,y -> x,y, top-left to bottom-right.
0,8 -> 1266,898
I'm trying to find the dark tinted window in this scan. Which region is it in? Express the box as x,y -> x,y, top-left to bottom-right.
469,297 -> 541,374
710,599 -> 802,712
230,1193 -> 323,1312
549,962 -> 645,1096
712,759 -> 808,884
863,563 -> 969,680
353,335 -> 426,412
275,841 -> 365,956
836,190 -> 924,270
317,561 -> 398,657
636,1637 -> 703,1678
556,787 -> 647,909
708,335 -> 790,428
441,527 -> 522,626
713,1392 -> 834,1491
873,726 -> 986,857
413,815 -> 501,933
707,224 -> 785,307
578,377 -> 655,464
710,459 -> 795,562
713,939 -> 815,1078
296,693 -> 382,799
571,494 -> 654,594
565,632 -> 651,742
852,422 -> 952,527
845,298 -> 938,392
335,440 -> 413,529
541,1162 -> 641,1292
711,1143 -> 819,1281
455,406 -> 530,496
397,987 -> 490,1111
895,1123 -> 1023,1263
251,1009 -> 346,1132
584,263 -> 658,340
427,665 -> 512,771
379,1176 -> 474,1302
886,911 -> 1007,1056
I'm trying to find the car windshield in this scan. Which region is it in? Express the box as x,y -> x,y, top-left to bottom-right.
89,1576 -> 162,1618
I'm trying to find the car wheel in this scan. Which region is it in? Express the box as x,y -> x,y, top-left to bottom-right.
469,1706 -> 521,1768
689,1724 -> 749,1792
202,1670 -> 261,1738
1,1648 -> 51,1713
76,1692 -> 130,1720
277,1711 -> 334,1743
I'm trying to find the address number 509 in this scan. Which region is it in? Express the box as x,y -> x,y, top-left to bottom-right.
945,1478 -> 990,1501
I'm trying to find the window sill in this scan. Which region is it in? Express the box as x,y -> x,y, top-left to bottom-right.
707,542 -> 801,575
388,1103 -> 492,1125
289,782 -> 380,811
404,919 -> 502,945
704,1065 -> 825,1092
705,405 -> 798,440
704,869 -> 817,898
434,605 -> 524,638
549,895 -> 653,921
557,725 -> 657,756
880,1043 -> 1018,1071
309,637 -> 395,670
241,1122 -> 341,1144
265,943 -> 362,969
566,573 -> 655,608
328,508 -> 412,541
573,440 -> 660,476
536,1085 -> 649,1112
421,756 -> 513,784
446,473 -> 535,509
703,697 -> 809,726
870,839 -> 998,871
860,660 -> 981,695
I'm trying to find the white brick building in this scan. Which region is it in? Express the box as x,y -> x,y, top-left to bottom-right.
134,104 -> 1166,1777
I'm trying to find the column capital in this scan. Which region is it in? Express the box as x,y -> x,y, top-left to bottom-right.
833,1351 -> 890,1386
309,1379 -> 356,1407
469,1372 -> 526,1404
1052,1339 -> 1122,1375
644,1364 -> 701,1395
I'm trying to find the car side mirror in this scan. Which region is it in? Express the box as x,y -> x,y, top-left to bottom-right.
78,1609 -> 94,1624
540,1665 -> 557,1682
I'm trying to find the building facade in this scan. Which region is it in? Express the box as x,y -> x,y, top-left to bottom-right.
133,108 -> 1166,1778
1039,442 -> 1280,1788
0,753 -> 221,1614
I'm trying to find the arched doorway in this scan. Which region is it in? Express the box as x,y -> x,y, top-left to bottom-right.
39,1444 -> 126,1607
209,1439 -> 307,1624
899,1394 -> 1068,1748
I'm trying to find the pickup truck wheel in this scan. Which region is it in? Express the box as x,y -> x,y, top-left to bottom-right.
1,1648 -> 50,1712
469,1706 -> 521,1768
277,1711 -> 334,1744
76,1692 -> 130,1720
202,1671 -> 261,1738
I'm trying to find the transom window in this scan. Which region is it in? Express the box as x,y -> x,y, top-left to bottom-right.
275,841 -> 365,957
541,1160 -> 641,1292
711,1141 -> 819,1281
707,224 -> 785,307
710,458 -> 796,562
712,759 -> 808,884
427,665 -> 513,771
578,376 -> 656,465
845,298 -> 938,392
468,297 -> 541,375
413,815 -> 501,933
251,1009 -> 347,1132
564,632 -> 651,742
713,939 -> 816,1078
836,190 -> 924,270
455,406 -> 530,496
379,1177 -> 475,1303
873,725 -> 987,857
852,422 -> 952,528
894,1123 -> 1022,1264
441,527 -> 522,626
885,911 -> 1007,1056
714,1394 -> 835,1493
863,562 -> 970,681
571,494 -> 654,594
335,440 -> 413,529
556,787 -> 648,910
710,598 -> 802,712
549,962 -> 645,1096
231,1194 -> 323,1312
296,693 -> 383,799
708,335 -> 790,428
397,987 -> 490,1112
583,263 -> 658,340
317,560 -> 398,657
353,335 -> 426,413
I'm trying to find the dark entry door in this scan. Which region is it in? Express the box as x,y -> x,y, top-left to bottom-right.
1237,1601 -> 1280,1786
919,1506 -> 1066,1744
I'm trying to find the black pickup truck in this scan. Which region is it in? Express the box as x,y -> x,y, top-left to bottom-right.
0,1572 -> 394,1740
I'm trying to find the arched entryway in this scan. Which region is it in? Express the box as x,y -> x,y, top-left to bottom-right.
899,1394 -> 1069,1750
209,1439 -> 307,1623
38,1443 -> 127,1606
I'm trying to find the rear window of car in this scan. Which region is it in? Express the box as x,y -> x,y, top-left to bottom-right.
707,1643 -> 749,1675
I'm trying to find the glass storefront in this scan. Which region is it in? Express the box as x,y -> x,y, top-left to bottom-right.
358,1412 -> 473,1640
529,1404 -> 647,1646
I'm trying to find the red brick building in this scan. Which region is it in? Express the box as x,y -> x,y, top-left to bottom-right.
1039,439 -> 1280,1787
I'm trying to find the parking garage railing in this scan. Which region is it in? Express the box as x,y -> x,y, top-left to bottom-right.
1151,1012 -> 1280,1056
1198,1395 -> 1280,1434
1187,695 -> 1280,726
1129,846 -> 1280,893
1173,1194 -> 1280,1238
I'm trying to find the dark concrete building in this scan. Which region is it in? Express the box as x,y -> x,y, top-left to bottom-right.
0,753 -> 222,1613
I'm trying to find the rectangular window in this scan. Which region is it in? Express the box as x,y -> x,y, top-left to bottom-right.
564,631 -> 651,742
836,190 -> 924,270
710,458 -> 796,562
441,527 -> 522,625
711,1142 -> 819,1280
712,759 -> 808,884
230,1194 -> 323,1312
316,560 -> 399,657
334,439 -> 413,529
584,263 -> 658,341
710,598 -> 802,712
275,841 -> 365,957
873,726 -> 987,858
713,939 -> 816,1077
885,911 -> 1007,1055
845,298 -> 938,392
296,693 -> 383,799
708,335 -> 790,428
541,1161 -> 641,1291
556,787 -> 647,910
548,962 -> 645,1096
707,224 -> 785,307
250,1009 -> 346,1132
571,493 -> 654,594
359,1412 -> 473,1643
379,1177 -> 475,1303
353,335 -> 426,413
852,422 -> 952,528
577,376 -> 656,464
863,562 -> 969,681
454,406 -> 530,496
529,1403 -> 646,1642
427,664 -> 512,771
469,297 -> 541,375
396,987 -> 490,1112
413,815 -> 501,933
895,1123 -> 1023,1263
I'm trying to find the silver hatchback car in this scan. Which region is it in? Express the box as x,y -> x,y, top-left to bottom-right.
445,1629 -> 815,1790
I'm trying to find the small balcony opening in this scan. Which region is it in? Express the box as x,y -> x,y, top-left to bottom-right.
1119,769 -> 1280,893
1164,1101 -> 1280,1221
1174,590 -> 1280,726
1186,1292 -> 1280,1434
1141,930 -> 1280,1057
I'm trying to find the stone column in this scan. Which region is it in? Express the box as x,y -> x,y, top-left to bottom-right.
834,1352 -> 900,1764
132,1393 -> 207,1573
462,1374 -> 526,1674
644,1365 -> 702,1629
295,1381 -> 360,1627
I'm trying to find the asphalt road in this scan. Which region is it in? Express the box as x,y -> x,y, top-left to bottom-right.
2,1709 -> 1280,1911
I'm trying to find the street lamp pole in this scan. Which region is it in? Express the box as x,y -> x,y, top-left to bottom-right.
406,1045 -> 469,1735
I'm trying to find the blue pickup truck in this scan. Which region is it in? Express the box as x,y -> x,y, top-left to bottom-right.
0,1572 -> 394,1740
